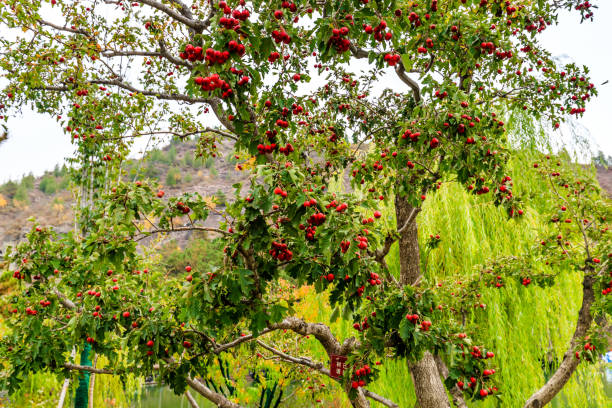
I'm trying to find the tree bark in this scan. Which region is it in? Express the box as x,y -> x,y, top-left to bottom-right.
434,355 -> 468,408
352,389 -> 371,408
523,274 -> 595,408
395,194 -> 450,408
87,354 -> 98,408
395,194 -> 422,286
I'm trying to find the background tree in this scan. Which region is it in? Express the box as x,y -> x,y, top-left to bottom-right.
0,1 -> 609,408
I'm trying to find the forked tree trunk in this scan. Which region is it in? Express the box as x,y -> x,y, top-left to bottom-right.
395,194 -> 450,408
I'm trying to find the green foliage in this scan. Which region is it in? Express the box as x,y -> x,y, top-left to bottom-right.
158,238 -> 224,276
165,167 -> 181,187
183,153 -> 194,167
0,180 -> 17,199
12,185 -> 29,205
166,146 -> 177,164
20,173 -> 34,190
38,175 -> 58,195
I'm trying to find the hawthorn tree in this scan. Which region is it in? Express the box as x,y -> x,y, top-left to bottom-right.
0,1 -> 609,408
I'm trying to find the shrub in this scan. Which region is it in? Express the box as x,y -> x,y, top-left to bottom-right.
39,175 -> 57,195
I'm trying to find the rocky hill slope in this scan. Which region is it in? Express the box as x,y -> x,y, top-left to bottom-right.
0,139 -> 248,251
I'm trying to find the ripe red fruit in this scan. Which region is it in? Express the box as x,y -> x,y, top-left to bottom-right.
122,311 -> 130,318
146,340 -> 154,347
480,389 -> 488,397
273,10 -> 283,19
186,275 -> 193,282
183,340 -> 192,348
373,211 -> 382,219
157,190 -> 165,198
185,266 -> 192,272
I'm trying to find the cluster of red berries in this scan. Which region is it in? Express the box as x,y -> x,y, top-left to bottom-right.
176,201 -> 190,214
75,89 -> 88,96
575,2 -> 594,18
304,225 -> 317,241
495,50 -> 513,60
457,378 -> 497,398
194,74 -> 232,97
335,203 -> 348,213
25,307 -> 38,315
469,346 -> 495,360
367,272 -> 381,286
350,365 -> 372,389
39,299 -> 52,307
355,236 -> 368,250
307,212 -> 326,226
85,290 -> 102,297
279,143 -> 294,156
271,30 -> 291,44
269,241 -> 293,261
257,143 -> 277,154
86,336 -> 96,344
363,20 -> 391,42
420,320 -> 433,331
480,41 -> 496,54
322,273 -> 335,282
268,51 -> 280,63
353,317 -> 370,332
279,1 -> 298,12
228,40 -> 246,56
434,89 -> 448,99
340,240 -> 351,253
401,129 -> 421,141
522,277 -> 532,286
329,27 -> 351,53
302,198 -> 317,208
273,187 -> 288,198
405,313 -> 419,323
275,119 -> 289,128
361,217 -> 375,225
325,200 -> 339,209
602,270 -> 611,295
217,1 -> 249,30
179,44 -> 205,62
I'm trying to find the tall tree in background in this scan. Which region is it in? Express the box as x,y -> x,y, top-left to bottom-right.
0,1 -> 609,408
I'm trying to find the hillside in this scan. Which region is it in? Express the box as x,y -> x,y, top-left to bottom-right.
0,139 -> 248,251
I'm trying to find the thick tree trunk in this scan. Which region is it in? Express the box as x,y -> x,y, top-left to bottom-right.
395,194 -> 421,286
395,194 -> 450,408
523,274 -> 595,408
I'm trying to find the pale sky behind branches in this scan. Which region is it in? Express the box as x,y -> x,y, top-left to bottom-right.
0,3 -> 610,183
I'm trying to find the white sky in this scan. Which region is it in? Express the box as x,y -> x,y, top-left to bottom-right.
0,4 -> 610,183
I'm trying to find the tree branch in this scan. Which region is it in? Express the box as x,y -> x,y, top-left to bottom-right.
256,340 -> 398,408
394,63 -> 421,103
137,0 -> 208,31
523,273 -> 596,408
63,363 -> 114,375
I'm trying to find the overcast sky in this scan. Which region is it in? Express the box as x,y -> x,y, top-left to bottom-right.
0,4 -> 610,183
